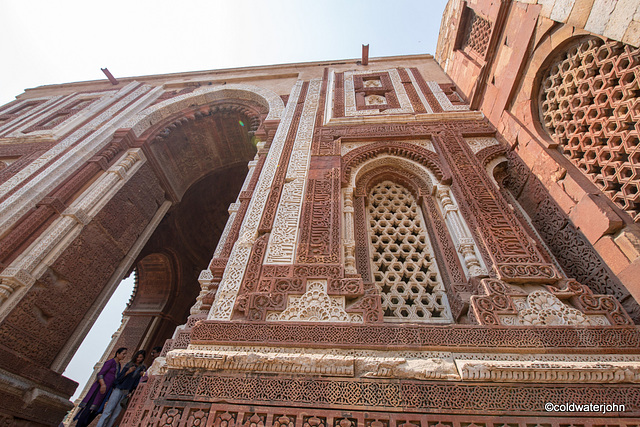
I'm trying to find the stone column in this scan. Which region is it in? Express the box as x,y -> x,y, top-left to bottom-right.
343,187 -> 357,275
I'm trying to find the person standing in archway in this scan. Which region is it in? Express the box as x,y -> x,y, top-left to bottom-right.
95,350 -> 146,427
74,347 -> 128,427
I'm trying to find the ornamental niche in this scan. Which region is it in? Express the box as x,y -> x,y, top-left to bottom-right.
538,36 -> 640,221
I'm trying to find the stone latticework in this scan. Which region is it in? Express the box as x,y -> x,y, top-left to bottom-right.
367,180 -> 452,322
0,2 -> 639,425
539,37 -> 640,221
462,9 -> 492,57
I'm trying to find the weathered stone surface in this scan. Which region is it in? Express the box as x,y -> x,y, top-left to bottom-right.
615,225 -> 640,260
623,18 -> 640,46
594,235 -> 632,274
567,0 -> 597,27
550,0 -> 577,22
603,0 -> 637,40
585,0 -> 618,34
570,193 -> 625,244
618,258 -> 640,302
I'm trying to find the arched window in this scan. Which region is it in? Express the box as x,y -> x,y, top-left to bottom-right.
367,180 -> 451,322
538,36 -> 640,221
342,147 -> 488,323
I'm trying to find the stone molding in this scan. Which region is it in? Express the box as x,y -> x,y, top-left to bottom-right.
125,83 -> 285,138
121,401 -> 639,427
163,345 -> 640,383
0,83 -> 157,240
457,359 -> 640,382
190,320 -> 640,351
136,372 -> 640,416
434,185 -> 488,278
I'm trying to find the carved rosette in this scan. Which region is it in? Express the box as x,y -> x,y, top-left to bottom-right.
266,279 -> 363,323
470,278 -> 633,326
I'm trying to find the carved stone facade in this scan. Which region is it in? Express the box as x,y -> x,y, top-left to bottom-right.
0,2 -> 639,425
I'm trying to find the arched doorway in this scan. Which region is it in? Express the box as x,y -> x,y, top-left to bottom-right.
0,85 -> 284,425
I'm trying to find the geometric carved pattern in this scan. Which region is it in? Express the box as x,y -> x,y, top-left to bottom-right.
23,98 -> 95,133
137,375 -> 640,416
367,181 -> 452,322
342,69 -> 413,117
462,9 -> 492,57
539,37 -> 640,221
409,68 -> 444,113
0,100 -> 46,130
120,401 -> 640,427
353,73 -> 400,112
503,151 -> 640,322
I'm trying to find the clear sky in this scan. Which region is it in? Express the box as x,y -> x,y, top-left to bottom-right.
1,0 -> 450,402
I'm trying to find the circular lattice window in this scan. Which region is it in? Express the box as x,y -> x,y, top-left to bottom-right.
538,37 -> 640,221
366,180 -> 452,323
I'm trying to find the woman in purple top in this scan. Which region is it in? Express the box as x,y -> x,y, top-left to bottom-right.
74,347 -> 128,427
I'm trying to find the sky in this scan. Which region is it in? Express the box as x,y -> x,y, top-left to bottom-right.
1,0 -> 450,402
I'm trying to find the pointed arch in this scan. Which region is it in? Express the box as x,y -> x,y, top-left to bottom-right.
341,141 -> 450,187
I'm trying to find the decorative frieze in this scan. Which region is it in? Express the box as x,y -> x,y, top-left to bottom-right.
166,348 -> 355,377
165,344 -> 640,383
148,373 -> 640,416
122,401 -> 640,427
190,320 -> 640,350
457,359 -> 640,383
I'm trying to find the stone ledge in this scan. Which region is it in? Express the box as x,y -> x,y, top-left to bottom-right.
164,347 -> 640,384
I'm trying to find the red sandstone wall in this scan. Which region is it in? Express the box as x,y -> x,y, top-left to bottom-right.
436,0 -> 640,307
